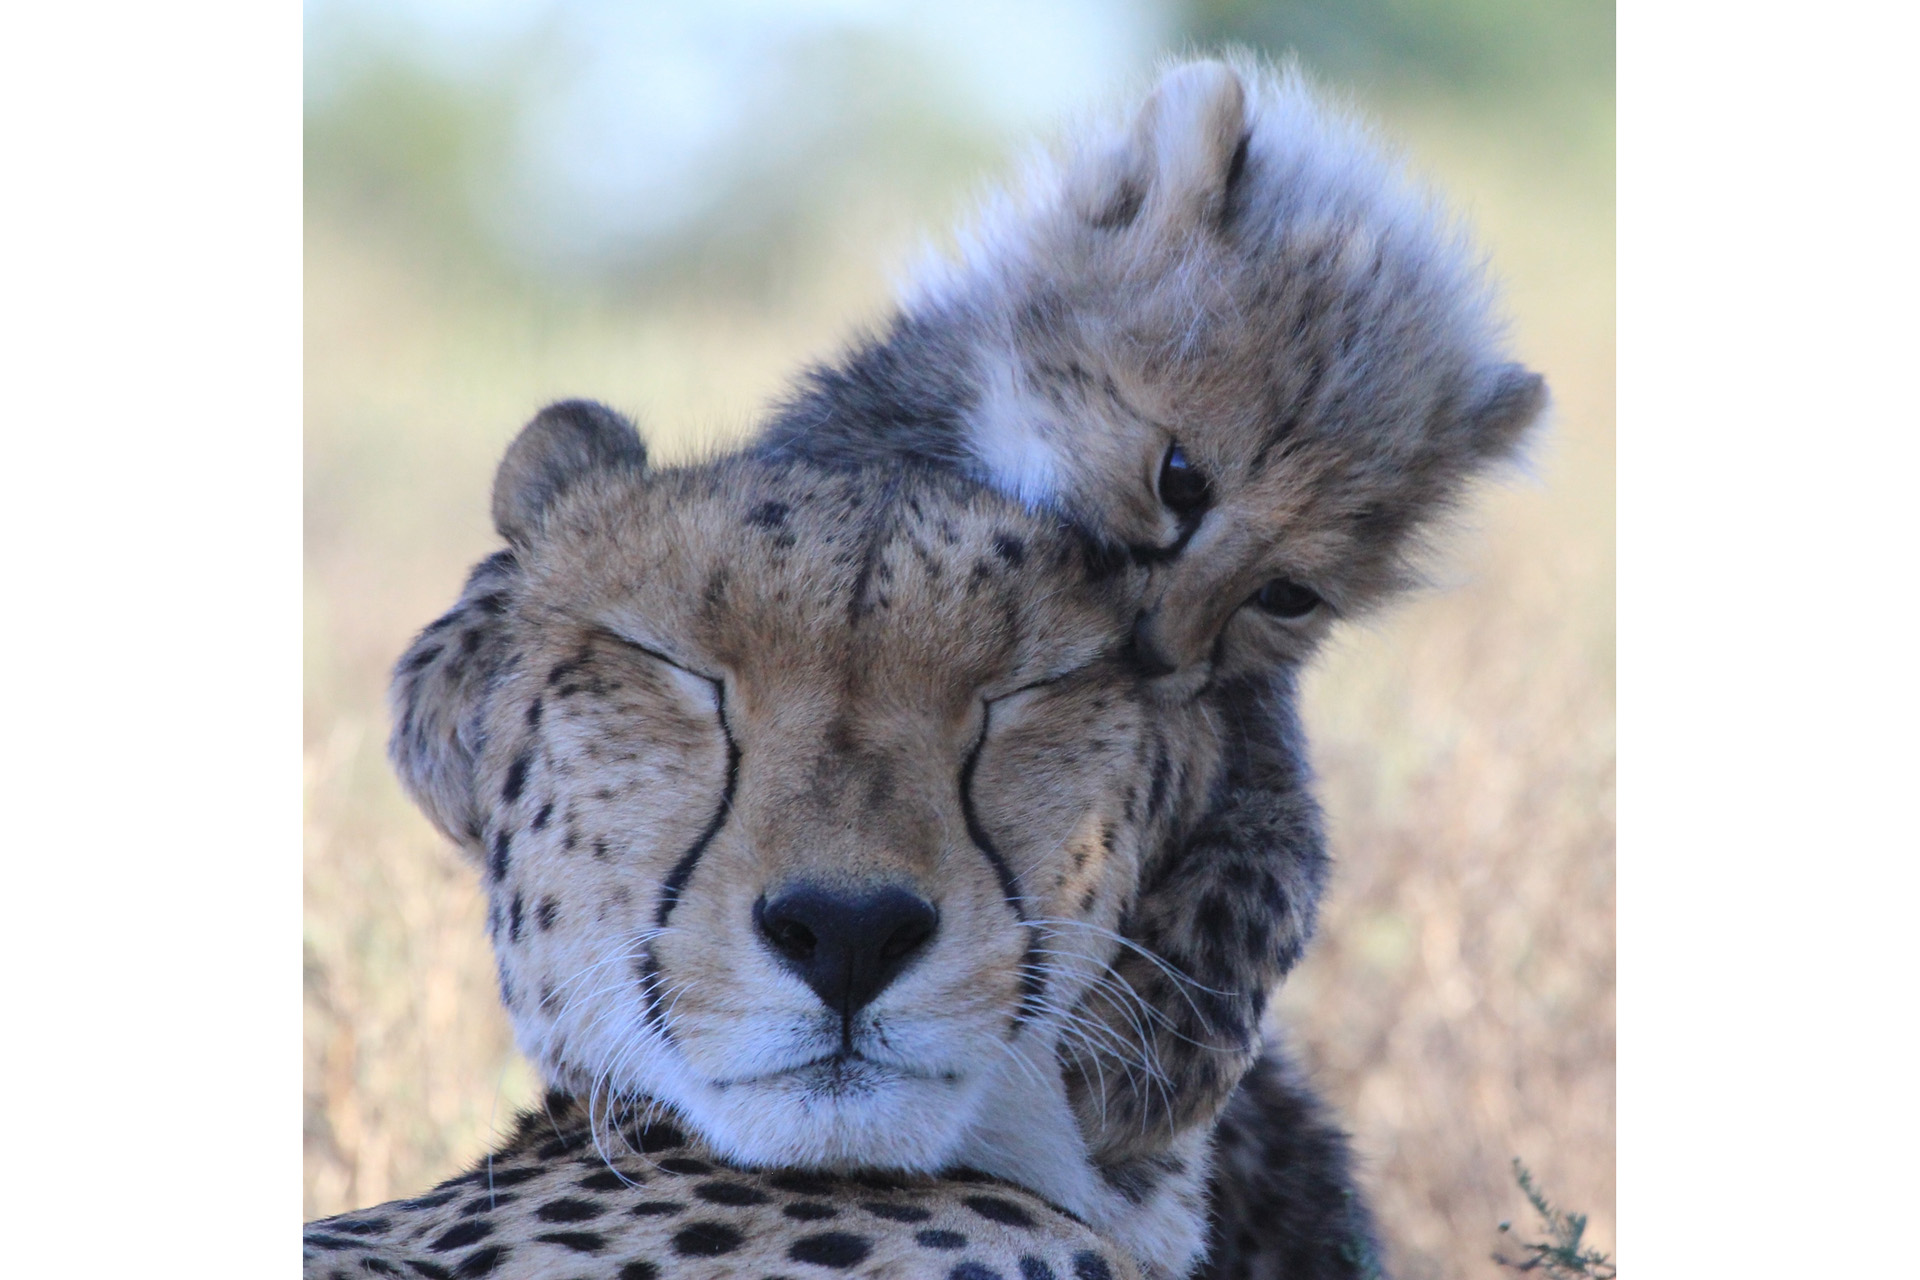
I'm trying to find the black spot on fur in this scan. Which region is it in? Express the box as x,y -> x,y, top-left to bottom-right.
862,1201 -> 932,1223
788,1233 -> 874,1269
536,896 -> 559,931
508,893 -> 524,942
962,1195 -> 1035,1229
362,1259 -> 403,1277
915,1230 -> 967,1251
402,644 -> 443,673
1145,745 -> 1172,818
325,1217 -> 391,1236
784,1202 -> 839,1221
671,1222 -> 744,1257
747,500 -> 790,528
628,1201 -> 684,1217
767,1171 -> 836,1196
635,1122 -> 685,1153
398,1190 -> 460,1211
1019,1257 -> 1058,1280
1070,1253 -> 1114,1280
459,1193 -> 516,1216
617,1264 -> 657,1280
1097,1154 -> 1169,1206
535,1231 -> 607,1254
428,1221 -> 493,1252
451,1246 -> 506,1278
502,753 -> 531,803
950,1264 -> 1005,1280
488,830 -> 511,882
657,1157 -> 711,1175
534,1198 -> 604,1223
695,1181 -> 771,1207
992,534 -> 1026,566
302,1234 -> 360,1251
525,698 -> 543,728
547,653 -> 591,687
403,1262 -> 453,1280
532,802 -> 553,831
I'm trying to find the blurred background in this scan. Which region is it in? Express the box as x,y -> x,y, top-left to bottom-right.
303,2 -> 1613,1276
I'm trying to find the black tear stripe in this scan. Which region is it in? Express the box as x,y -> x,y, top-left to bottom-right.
639,679 -> 740,1030
958,705 -> 1045,1024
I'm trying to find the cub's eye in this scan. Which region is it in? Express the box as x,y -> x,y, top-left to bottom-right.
1157,442 -> 1212,517
1252,578 -> 1321,619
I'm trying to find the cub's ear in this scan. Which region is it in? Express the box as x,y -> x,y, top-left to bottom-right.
492,399 -> 648,547
388,550 -> 520,862
1075,59 -> 1247,233
1466,363 -> 1550,461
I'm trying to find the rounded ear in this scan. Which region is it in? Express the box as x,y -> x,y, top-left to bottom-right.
492,399 -> 648,547
1073,60 -> 1247,233
1467,363 -> 1549,460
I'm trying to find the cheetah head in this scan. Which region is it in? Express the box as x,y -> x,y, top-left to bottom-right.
390,402 -> 1225,1181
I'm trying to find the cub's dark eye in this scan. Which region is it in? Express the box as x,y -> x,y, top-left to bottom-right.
1157,442 -> 1212,517
1252,578 -> 1321,619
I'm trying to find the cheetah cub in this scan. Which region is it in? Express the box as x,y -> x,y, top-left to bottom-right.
758,54 -> 1545,1175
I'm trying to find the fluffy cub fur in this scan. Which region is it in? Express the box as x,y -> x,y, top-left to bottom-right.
760,55 -> 1545,674
388,405 -> 1304,1276
756,53 -> 1544,1184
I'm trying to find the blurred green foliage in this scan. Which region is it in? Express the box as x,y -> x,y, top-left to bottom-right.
1181,0 -> 1613,103
304,2 -> 1611,296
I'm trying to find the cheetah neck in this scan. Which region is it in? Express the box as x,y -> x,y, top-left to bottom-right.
949,1042 -> 1208,1280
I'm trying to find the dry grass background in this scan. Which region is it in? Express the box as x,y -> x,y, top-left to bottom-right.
303,29 -> 1612,1277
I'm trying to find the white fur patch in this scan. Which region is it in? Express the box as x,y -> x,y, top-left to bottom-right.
969,351 -> 1063,510
951,1040 -> 1208,1280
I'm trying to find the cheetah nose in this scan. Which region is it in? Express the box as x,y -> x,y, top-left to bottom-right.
754,883 -> 939,1020
1123,611 -> 1179,679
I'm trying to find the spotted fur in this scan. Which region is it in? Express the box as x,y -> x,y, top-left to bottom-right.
384,405 -> 1260,1275
304,1091 -> 1143,1280
750,55 -> 1544,1257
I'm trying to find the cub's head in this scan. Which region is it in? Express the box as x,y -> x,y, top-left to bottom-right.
390,401 -> 1223,1173
910,56 -> 1546,677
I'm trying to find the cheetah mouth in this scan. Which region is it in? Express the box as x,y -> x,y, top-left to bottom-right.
713,1050 -> 949,1093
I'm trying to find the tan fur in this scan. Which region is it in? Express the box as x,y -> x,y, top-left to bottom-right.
385,418 -> 1234,1276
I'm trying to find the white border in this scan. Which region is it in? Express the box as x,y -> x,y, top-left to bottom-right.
1,4 -> 296,1265
1620,1 -> 1918,1272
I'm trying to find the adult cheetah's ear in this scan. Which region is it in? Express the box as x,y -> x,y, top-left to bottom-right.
1466,363 -> 1550,461
389,550 -> 521,862
492,399 -> 648,548
1074,60 -> 1247,234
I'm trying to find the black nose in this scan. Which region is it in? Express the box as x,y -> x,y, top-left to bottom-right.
1124,611 -> 1178,679
754,884 -> 939,1020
